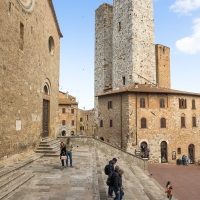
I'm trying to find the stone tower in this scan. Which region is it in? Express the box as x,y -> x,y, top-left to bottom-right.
155,44 -> 171,88
94,3 -> 113,120
112,0 -> 156,89
94,0 -> 156,119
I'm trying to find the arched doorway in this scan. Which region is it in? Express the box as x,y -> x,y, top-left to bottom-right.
161,141 -> 168,163
188,144 -> 195,164
61,130 -> 66,136
140,141 -> 148,158
71,131 -> 75,136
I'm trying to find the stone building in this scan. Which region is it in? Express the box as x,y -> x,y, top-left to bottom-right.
97,84 -> 200,164
58,92 -> 94,136
0,0 -> 62,159
95,0 -> 200,164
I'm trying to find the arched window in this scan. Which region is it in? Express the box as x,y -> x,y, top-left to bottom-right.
61,130 -> 66,136
161,141 -> 168,163
192,114 -> 197,127
48,36 -> 55,55
62,108 -> 66,113
44,85 -> 48,95
192,99 -> 196,109
181,114 -> 186,127
160,118 -> 166,128
100,120 -> 103,127
140,98 -> 145,108
179,98 -> 187,109
160,98 -> 165,108
141,118 -> 147,128
62,120 -> 66,126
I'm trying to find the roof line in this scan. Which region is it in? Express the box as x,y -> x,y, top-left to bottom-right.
48,0 -> 63,38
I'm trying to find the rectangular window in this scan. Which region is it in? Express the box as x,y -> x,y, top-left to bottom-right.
86,115 -> 89,121
86,124 -> 88,130
118,22 -> 121,31
71,120 -> 74,126
110,120 -> 113,127
108,101 -> 113,109
181,117 -> 185,127
20,22 -> 24,50
71,109 -> 74,114
80,117 -> 83,122
192,117 -> 196,127
62,108 -> 66,113
179,99 -> 187,109
62,120 -> 65,126
122,76 -> 125,86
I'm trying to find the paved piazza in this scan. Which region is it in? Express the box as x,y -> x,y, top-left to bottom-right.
0,144 -> 180,200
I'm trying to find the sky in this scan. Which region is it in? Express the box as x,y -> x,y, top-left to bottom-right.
52,0 -> 200,110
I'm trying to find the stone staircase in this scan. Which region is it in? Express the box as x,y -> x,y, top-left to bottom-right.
95,148 -> 175,200
0,154 -> 41,200
0,138 -> 178,200
35,138 -> 60,157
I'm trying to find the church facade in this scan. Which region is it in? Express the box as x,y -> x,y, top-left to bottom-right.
0,0 -> 62,159
94,1 -> 200,164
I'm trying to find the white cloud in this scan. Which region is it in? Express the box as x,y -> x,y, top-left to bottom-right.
176,18 -> 200,54
170,0 -> 200,14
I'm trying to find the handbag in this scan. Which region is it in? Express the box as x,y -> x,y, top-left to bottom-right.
61,156 -> 67,160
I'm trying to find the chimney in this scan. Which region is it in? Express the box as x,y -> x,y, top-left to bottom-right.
65,91 -> 69,99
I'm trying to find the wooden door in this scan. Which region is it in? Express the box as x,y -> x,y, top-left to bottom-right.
42,100 -> 49,138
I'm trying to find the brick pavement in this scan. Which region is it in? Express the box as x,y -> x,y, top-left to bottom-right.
148,163 -> 200,200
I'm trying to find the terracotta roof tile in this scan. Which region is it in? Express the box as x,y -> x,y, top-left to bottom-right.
96,84 -> 200,97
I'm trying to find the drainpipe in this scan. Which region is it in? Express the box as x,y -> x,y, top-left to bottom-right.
136,93 -> 138,145
120,94 -> 123,149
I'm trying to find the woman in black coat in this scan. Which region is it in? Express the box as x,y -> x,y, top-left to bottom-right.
60,142 -> 66,168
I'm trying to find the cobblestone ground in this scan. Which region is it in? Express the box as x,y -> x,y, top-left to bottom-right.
148,163 -> 200,200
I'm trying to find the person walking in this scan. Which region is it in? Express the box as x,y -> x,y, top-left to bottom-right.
65,138 -> 73,167
106,158 -> 117,197
118,169 -> 124,200
165,186 -> 173,200
112,166 -> 121,200
166,181 -> 171,189
60,142 -> 66,169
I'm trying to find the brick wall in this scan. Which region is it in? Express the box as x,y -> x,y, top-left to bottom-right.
155,44 -> 171,88
0,0 -> 60,159
97,92 -> 200,164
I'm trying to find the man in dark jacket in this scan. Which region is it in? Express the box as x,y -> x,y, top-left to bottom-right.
111,166 -> 120,200
108,158 -> 117,197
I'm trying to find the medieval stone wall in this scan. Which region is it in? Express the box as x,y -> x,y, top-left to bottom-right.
155,44 -> 171,88
97,93 -> 200,164
0,0 -> 60,159
94,3 -> 113,121
112,0 -> 156,89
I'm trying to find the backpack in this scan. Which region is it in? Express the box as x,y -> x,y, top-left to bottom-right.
106,176 -> 112,186
106,172 -> 113,186
104,164 -> 110,175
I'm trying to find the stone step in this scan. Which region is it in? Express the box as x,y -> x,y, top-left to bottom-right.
39,139 -> 60,146
0,171 -> 25,190
37,145 -> 60,150
0,154 -> 41,179
35,148 -> 59,154
0,172 -> 34,200
96,149 -> 168,200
